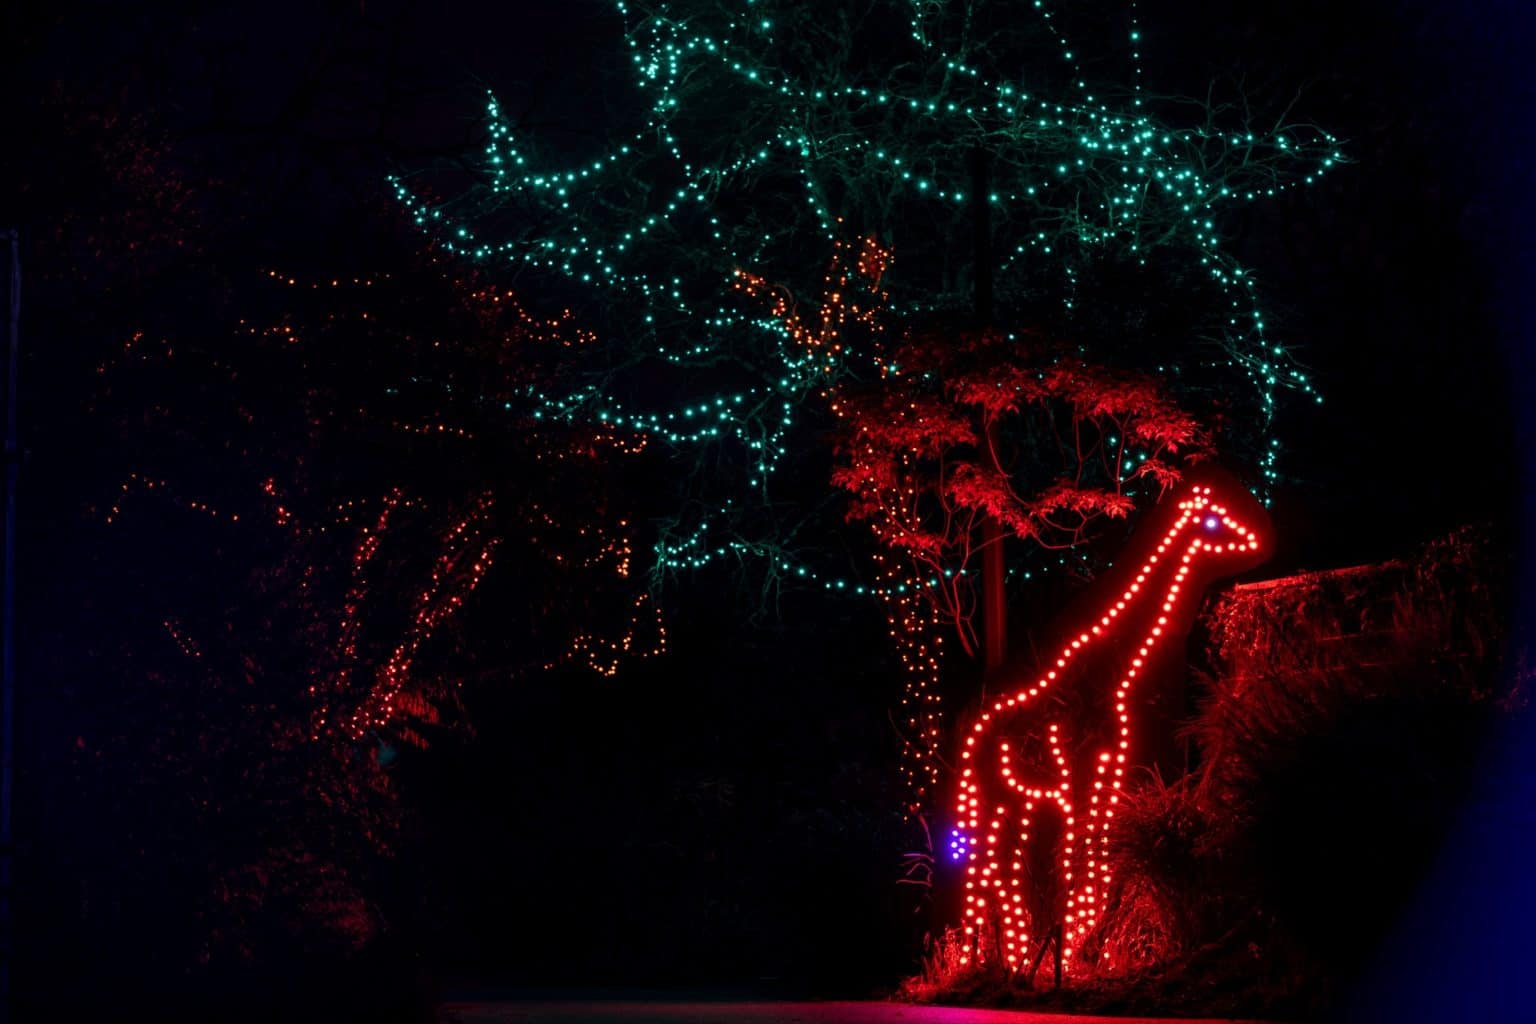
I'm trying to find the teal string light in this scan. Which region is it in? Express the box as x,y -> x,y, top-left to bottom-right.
394,0 -> 1339,579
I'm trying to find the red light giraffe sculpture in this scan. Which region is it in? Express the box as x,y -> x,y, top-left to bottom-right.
950,477 -> 1270,976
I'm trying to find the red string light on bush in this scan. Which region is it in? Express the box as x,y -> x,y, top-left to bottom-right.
952,481 -> 1267,973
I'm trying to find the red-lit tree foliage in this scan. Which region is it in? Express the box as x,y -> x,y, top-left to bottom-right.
129,487 -> 498,964
27,93 -> 205,290
737,240 -> 1211,811
82,250 -> 667,976
10,62 -> 679,1013
832,332 -> 1210,653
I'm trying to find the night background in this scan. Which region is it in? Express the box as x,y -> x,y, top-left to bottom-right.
5,1 -> 1536,1022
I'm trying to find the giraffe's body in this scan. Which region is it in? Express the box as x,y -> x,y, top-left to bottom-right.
950,482 -> 1267,973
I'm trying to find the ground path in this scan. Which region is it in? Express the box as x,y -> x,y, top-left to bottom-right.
440,1000 -> 1262,1024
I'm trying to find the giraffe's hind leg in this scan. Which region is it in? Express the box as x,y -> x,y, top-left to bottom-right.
1000,719 -> 1074,973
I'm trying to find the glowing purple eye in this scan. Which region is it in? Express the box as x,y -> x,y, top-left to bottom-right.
1204,516 -> 1220,531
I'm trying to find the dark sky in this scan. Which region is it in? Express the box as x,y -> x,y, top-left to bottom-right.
8,0 -> 1536,1016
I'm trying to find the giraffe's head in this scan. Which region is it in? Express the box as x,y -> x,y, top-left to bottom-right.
1174,484 -> 1265,565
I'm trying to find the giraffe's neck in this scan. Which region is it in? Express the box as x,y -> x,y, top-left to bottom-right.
1101,525 -> 1201,677
1064,525 -> 1207,954
957,517 -> 1203,768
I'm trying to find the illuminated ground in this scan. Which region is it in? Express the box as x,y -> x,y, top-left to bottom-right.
440,1001 -> 1260,1024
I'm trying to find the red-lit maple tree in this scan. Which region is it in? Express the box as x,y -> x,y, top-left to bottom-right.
80,230 -> 669,975
738,239 -> 1212,810
832,329 -> 1210,657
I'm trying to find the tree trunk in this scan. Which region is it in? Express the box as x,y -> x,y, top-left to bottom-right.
972,149 -> 1006,673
